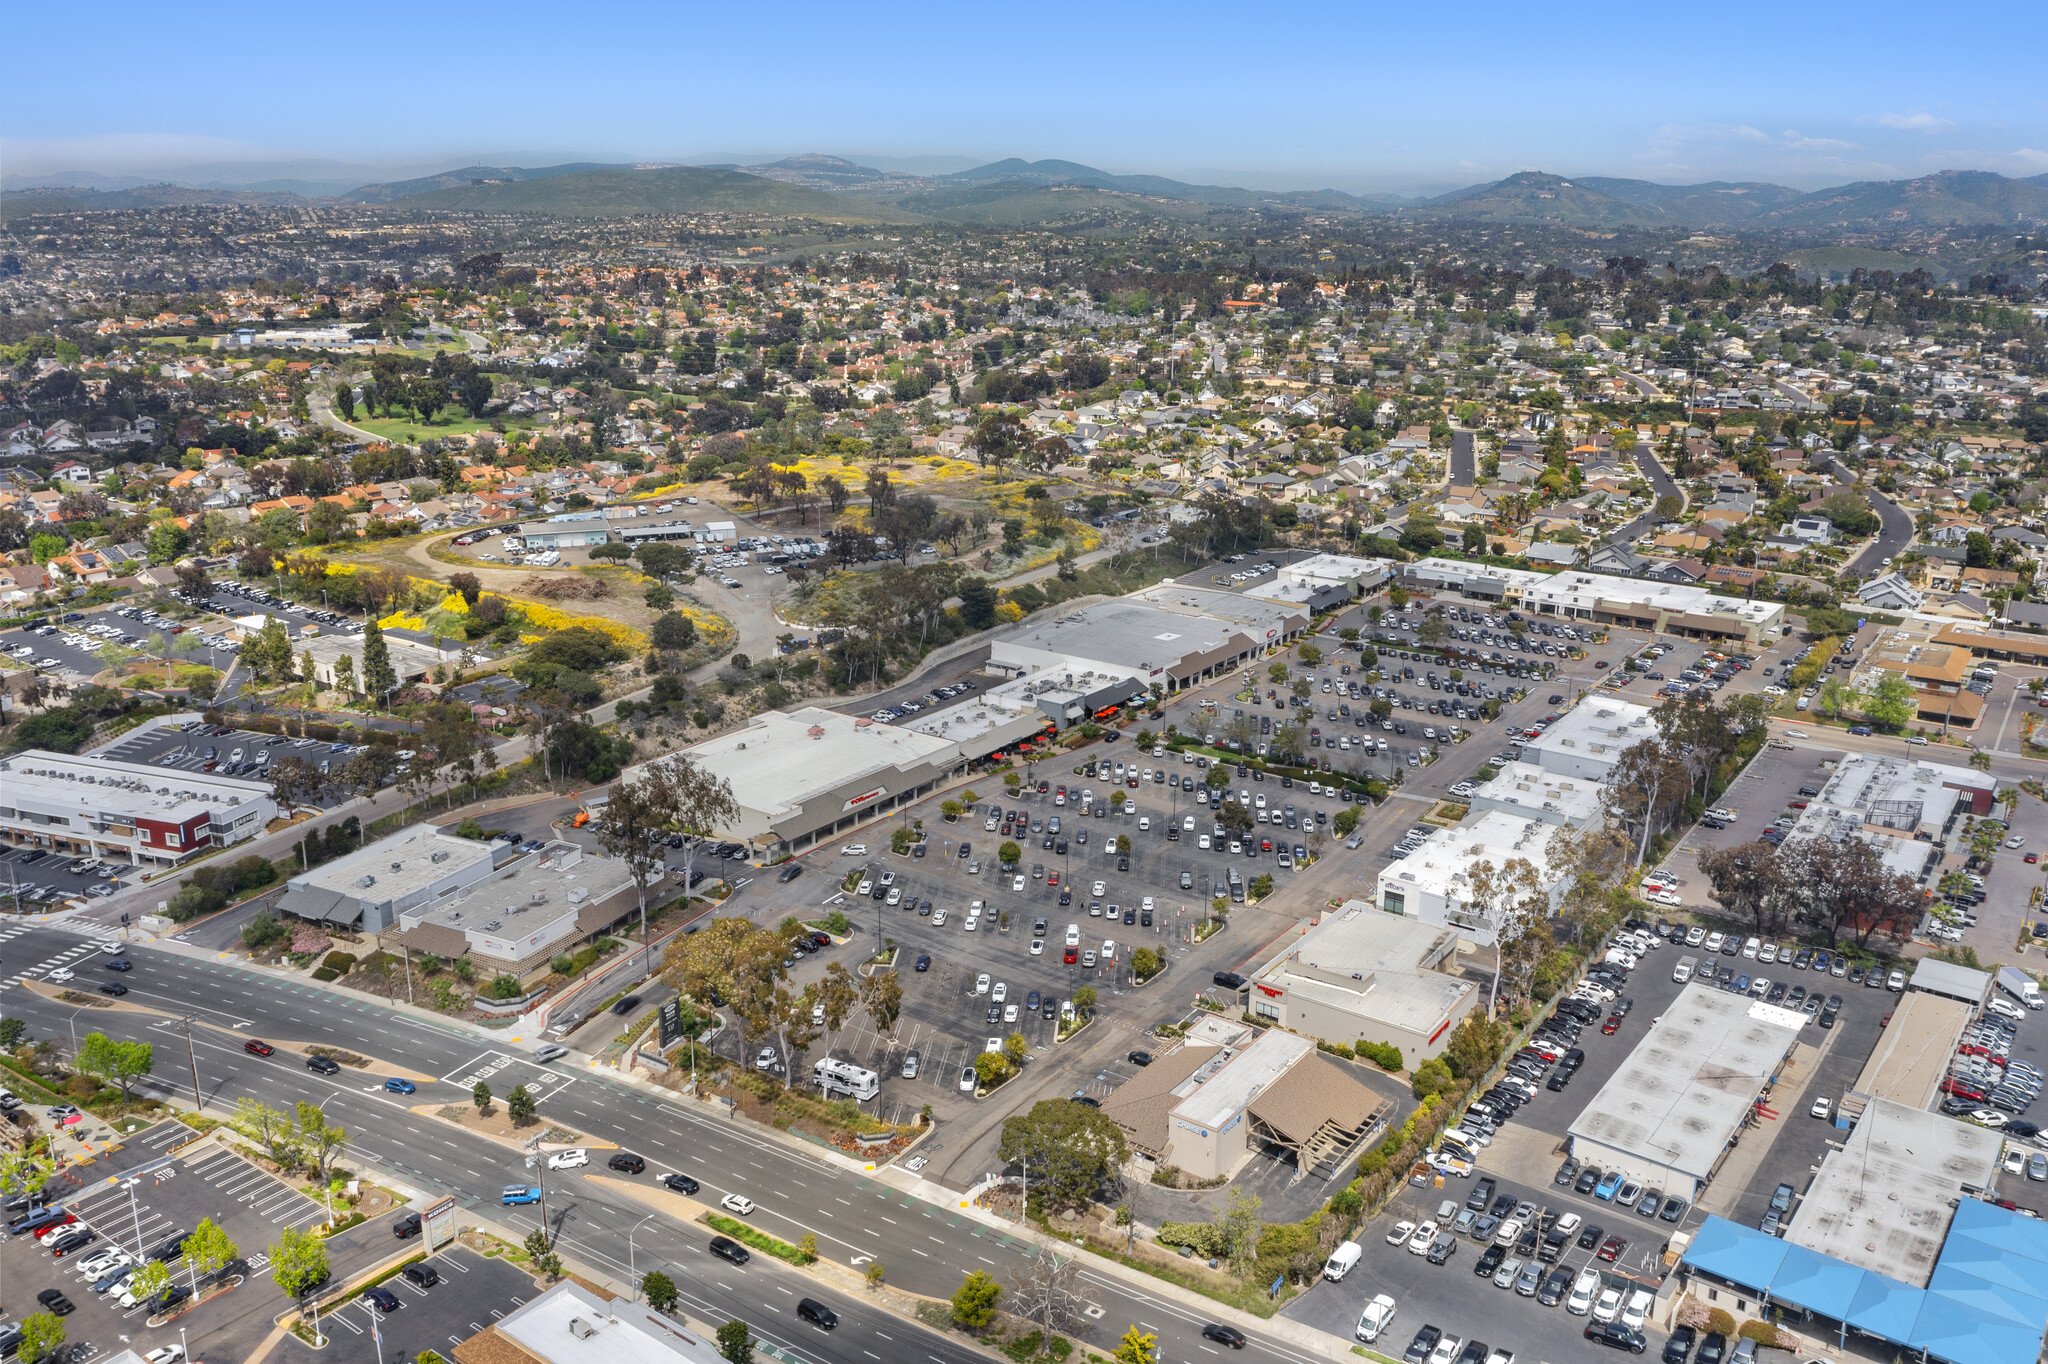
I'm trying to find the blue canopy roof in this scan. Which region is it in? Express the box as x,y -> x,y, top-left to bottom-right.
1680,1208 -> 2048,1364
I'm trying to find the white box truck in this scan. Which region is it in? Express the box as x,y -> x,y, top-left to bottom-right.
1997,965 -> 2042,1010
1674,955 -> 1697,984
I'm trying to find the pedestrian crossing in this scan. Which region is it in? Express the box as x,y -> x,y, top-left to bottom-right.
0,924 -> 121,994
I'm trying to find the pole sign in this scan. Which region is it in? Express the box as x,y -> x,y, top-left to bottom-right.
422,1195 -> 458,1252
658,999 -> 684,1049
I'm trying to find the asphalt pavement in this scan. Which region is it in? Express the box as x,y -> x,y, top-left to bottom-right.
0,919 -> 1326,1364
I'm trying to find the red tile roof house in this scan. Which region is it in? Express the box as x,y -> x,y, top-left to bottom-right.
49,551 -> 118,584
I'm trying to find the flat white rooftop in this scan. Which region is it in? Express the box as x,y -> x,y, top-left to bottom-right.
1520,699 -> 1656,772
1568,982 -> 1804,1182
1170,1026 -> 1311,1131
1469,760 -> 1604,826
495,1279 -> 725,1364
1788,1097 -> 1999,1287
0,748 -> 273,826
669,706 -> 958,832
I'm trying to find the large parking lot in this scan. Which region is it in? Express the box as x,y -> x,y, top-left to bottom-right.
0,1119 -> 401,1363
1284,911 -> 1904,1363
95,716 -> 368,801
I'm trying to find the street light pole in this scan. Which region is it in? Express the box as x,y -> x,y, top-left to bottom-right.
628,1212 -> 656,1297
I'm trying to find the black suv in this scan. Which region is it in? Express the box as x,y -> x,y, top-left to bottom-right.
608,1152 -> 646,1175
392,1211 -> 422,1239
1585,1321 -> 1646,1353
709,1236 -> 750,1265
305,1054 -> 340,1076
797,1298 -> 839,1329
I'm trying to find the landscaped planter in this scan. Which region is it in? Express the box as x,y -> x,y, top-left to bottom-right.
472,984 -> 549,1015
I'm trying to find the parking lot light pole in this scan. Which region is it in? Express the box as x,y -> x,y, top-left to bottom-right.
180,1016 -> 205,1117
121,1178 -> 145,1254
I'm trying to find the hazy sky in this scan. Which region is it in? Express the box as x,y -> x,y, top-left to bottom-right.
6,0 -> 2044,194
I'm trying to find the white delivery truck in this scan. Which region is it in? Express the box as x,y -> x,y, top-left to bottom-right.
1674,955 -> 1698,984
1997,965 -> 2043,1010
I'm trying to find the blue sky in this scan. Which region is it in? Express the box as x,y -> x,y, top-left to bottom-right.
6,0 -> 2044,194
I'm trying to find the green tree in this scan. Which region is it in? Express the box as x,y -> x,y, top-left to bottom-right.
999,1099 -> 1129,1211
75,1031 -> 153,1100
360,617 -> 398,703
642,1270 -> 678,1314
524,1228 -> 563,1276
1113,1326 -> 1158,1364
28,533 -> 66,565
1861,672 -> 1916,730
507,1083 -> 536,1124
293,1101 -> 348,1180
269,1225 -> 329,1297
129,1259 -> 172,1305
998,840 -> 1022,866
951,1269 -> 1003,1329
472,1080 -> 492,1113
716,1320 -> 753,1364
333,382 -> 355,421
974,1050 -> 1010,1088
247,616 -> 295,683
146,519 -> 190,564
186,1217 -> 239,1278
16,1312 -> 64,1364
0,1149 -> 57,1202
1072,986 -> 1097,1014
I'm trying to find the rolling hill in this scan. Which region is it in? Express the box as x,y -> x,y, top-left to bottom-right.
0,182 -> 308,220
385,165 -> 917,220
341,162 -> 636,204
1762,170 -> 2048,230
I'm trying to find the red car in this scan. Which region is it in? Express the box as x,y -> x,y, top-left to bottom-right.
1260,838 -> 1273,852
1046,872 -> 1060,887
2028,853 -> 2040,865
1597,1236 -> 1627,1262
1063,946 -> 1077,964
1788,800 -> 1809,810
244,1039 -> 276,1057
1601,1016 -> 1622,1035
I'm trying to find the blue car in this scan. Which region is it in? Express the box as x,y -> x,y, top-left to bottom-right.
1734,974 -> 1751,994
501,1185 -> 542,1205
1595,1170 -> 1626,1201
384,1078 -> 416,1095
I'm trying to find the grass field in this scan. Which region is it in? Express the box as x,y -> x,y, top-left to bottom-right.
351,413 -> 516,444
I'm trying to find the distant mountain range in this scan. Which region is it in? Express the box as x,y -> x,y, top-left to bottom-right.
9,155 -> 2048,232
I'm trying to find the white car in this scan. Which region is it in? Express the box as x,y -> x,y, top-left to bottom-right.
1406,1219 -> 1437,1254
855,878 -> 874,896
1646,889 -> 1682,907
975,973 -> 990,994
1593,1287 -> 1623,1322
547,1149 -> 589,1170
144,1348 -> 186,1364
1065,924 -> 1081,946
1567,1266 -> 1602,1316
1811,1096 -> 1833,1120
1092,880 -> 1107,896
1386,1219 -> 1416,1246
963,914 -> 979,932
47,968 -> 74,982
1012,875 -> 1027,891
1356,1294 -> 1398,1343
984,1037 -> 1002,1054
78,1247 -> 131,1277
1029,939 -> 1044,956
840,844 -> 867,856
720,1194 -> 756,1216
991,982 -> 1007,1003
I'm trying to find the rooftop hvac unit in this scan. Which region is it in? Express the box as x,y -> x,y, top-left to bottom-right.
356,875 -> 375,887
531,892 -> 547,904
431,851 -> 449,863
568,888 -> 588,904
389,862 -> 402,872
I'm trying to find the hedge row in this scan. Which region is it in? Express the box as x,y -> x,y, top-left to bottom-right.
705,1214 -> 814,1265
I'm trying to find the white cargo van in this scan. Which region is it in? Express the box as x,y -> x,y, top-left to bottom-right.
1674,955 -> 1697,984
1323,1241 -> 1363,1281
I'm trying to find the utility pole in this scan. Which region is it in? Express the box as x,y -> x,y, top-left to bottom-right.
180,1016 -> 204,1115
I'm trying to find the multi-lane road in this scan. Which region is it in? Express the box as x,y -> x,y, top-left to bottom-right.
0,918 -> 1325,1364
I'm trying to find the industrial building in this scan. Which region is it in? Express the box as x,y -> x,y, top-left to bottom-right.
1678,1100 -> 2043,1364
1910,957 -> 1994,1010
1565,983 -> 1805,1200
890,667 -> 1128,760
1399,557 -> 1786,645
453,1279 -> 727,1364
505,511 -> 613,551
1843,989 -> 1974,1120
1778,752 -> 1992,884
1518,699 -> 1656,783
1375,808 -> 1565,946
280,825 -> 642,975
1099,1020 -> 1390,1182
1243,904 -> 1478,1061
1464,760 -> 1605,828
990,586 -> 1308,693
652,706 -> 968,858
0,748 -> 275,867
1243,553 -> 1394,612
